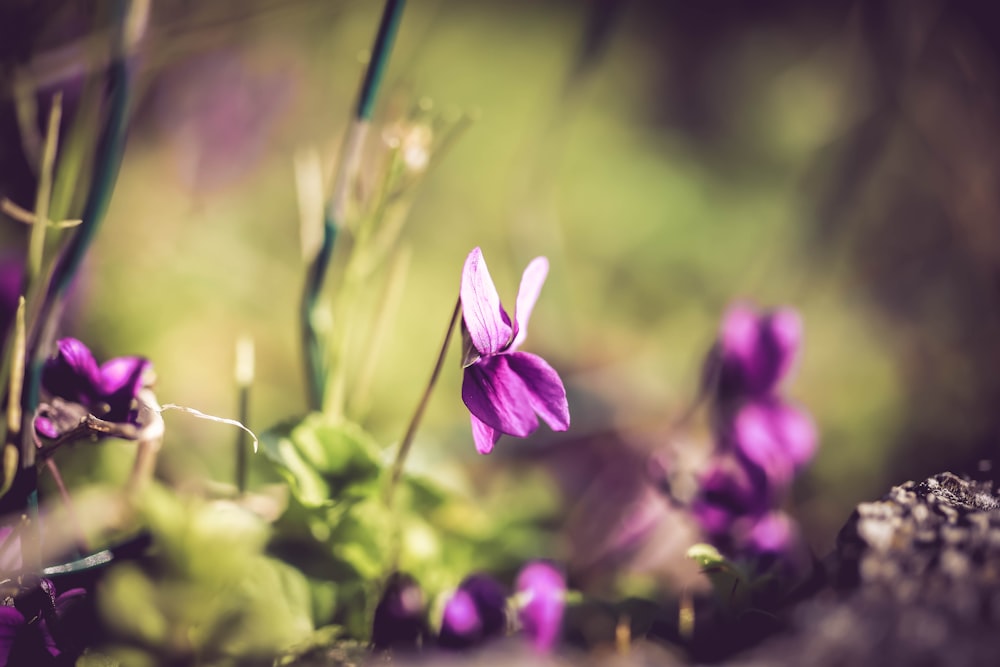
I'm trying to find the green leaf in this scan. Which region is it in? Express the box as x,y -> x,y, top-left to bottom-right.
686,543 -> 751,611
260,414 -> 383,508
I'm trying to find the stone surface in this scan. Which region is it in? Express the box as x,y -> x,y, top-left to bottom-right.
734,472 -> 1000,666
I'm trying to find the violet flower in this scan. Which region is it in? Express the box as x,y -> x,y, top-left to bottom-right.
0,257 -> 21,350
371,572 -> 426,650
516,561 -> 565,653
716,302 -> 801,399
460,247 -> 570,454
0,579 -> 86,665
438,574 -> 507,649
38,338 -> 152,437
690,457 -> 769,543
727,398 -> 817,487
746,512 -> 796,556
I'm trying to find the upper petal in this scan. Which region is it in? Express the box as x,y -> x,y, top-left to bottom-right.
510,256 -> 549,351
718,302 -> 801,397
460,247 -> 513,356
99,356 -> 153,422
41,338 -> 101,404
505,351 -> 569,432
462,356 -> 538,438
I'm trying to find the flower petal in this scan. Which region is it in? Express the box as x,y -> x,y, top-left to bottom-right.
42,338 -> 101,404
510,257 -> 549,351
505,352 -> 569,432
732,402 -> 796,487
441,589 -> 481,639
462,356 -> 539,438
746,511 -> 795,556
0,606 -> 24,665
99,357 -> 152,422
770,400 -> 817,467
718,302 -> 802,397
762,308 -> 801,388
516,561 -> 565,653
470,414 -> 501,454
460,248 -> 513,356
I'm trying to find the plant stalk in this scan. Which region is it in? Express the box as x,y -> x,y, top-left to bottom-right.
301,0 -> 407,410
385,297 -> 460,506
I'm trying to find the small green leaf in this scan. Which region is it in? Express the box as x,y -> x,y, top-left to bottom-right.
686,542 -> 726,568
686,543 -> 752,611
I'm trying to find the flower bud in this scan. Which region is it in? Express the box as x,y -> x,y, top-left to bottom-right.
516,561 -> 565,652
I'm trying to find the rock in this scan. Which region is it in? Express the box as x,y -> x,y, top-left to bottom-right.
734,472 -> 1000,666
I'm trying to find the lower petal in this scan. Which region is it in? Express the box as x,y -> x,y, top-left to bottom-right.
470,414 -> 501,454
462,357 -> 539,438
505,352 -> 570,431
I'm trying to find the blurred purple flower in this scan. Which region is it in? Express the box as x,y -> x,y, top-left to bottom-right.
156,50 -> 299,192
0,257 -> 22,350
746,512 -> 796,556
460,247 -> 569,454
727,398 -> 817,487
690,457 -> 769,542
716,302 -> 801,399
438,574 -> 507,649
516,561 -> 565,653
40,338 -> 152,428
371,572 -> 426,650
0,579 -> 86,665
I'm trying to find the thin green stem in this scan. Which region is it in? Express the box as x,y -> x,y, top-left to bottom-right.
385,297 -> 461,507
234,336 -> 253,494
26,93 -> 62,288
301,0 -> 407,411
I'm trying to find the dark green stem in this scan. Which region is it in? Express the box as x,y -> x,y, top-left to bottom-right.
18,0 -> 134,573
301,0 -> 407,411
356,0 -> 406,122
385,297 -> 460,506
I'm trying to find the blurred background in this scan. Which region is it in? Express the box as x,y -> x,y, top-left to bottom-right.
3,0 -> 1000,590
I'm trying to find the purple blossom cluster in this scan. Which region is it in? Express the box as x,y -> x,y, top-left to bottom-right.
372,561 -> 567,654
691,303 -> 818,559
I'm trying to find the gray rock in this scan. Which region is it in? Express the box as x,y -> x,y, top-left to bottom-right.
735,472 -> 1000,666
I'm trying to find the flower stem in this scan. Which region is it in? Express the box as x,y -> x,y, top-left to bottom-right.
301,0 -> 407,411
385,297 -> 460,506
234,336 -> 254,494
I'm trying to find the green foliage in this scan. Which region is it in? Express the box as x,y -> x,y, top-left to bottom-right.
260,413 -> 551,639
92,485 -> 316,665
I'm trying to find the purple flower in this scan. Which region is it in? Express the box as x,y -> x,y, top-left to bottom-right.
746,512 -> 796,556
0,257 -> 22,350
371,573 -> 426,650
40,338 -> 152,428
727,399 -> 817,488
0,579 -> 87,665
716,302 -> 801,399
690,457 -> 769,541
460,247 -> 570,454
438,574 -> 507,649
516,561 -> 565,653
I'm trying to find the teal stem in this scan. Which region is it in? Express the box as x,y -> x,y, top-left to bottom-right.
356,0 -> 406,122
301,212 -> 337,410
18,0 -> 134,571
301,0 -> 407,411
